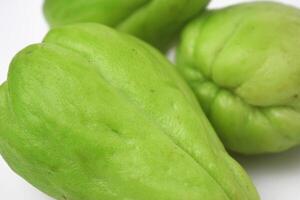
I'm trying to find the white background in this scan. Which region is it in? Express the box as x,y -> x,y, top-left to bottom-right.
0,0 -> 300,199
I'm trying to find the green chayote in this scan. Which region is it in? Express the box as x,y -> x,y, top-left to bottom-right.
176,2 -> 300,154
0,23 -> 259,200
43,0 -> 210,51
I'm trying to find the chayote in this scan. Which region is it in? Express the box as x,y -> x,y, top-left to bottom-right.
176,2 -> 300,154
43,0 -> 210,51
0,23 -> 259,200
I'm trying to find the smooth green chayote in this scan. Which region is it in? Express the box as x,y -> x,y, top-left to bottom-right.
0,23 -> 259,200
43,0 -> 210,51
176,2 -> 300,154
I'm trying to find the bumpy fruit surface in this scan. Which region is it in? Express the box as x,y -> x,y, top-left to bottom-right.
176,2 -> 300,154
43,0 -> 210,50
0,24 -> 258,199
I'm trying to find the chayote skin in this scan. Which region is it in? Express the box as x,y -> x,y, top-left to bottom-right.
176,2 -> 300,155
43,0 -> 210,51
0,23 -> 259,200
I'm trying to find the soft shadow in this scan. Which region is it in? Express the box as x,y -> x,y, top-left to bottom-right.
231,146 -> 300,173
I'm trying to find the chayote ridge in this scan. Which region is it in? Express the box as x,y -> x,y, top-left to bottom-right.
0,23 -> 259,199
176,2 -> 300,154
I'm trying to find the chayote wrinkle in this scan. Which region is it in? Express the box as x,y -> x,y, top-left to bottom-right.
179,4 -> 300,113
259,108 -> 297,144
0,82 -> 65,199
45,0 -> 152,27
42,27 -> 235,200
118,0 -> 211,50
5,46 -> 134,199
181,12 -> 254,110
73,52 -> 232,200
189,76 -> 299,152
43,24 -> 204,123
187,58 -> 299,149
115,0 -> 153,28
44,0 -> 211,51
190,11 -> 249,93
0,23 -> 259,199
207,20 -> 244,89
177,8 -> 300,152
41,24 -> 259,199
10,43 -> 207,198
5,45 -> 127,199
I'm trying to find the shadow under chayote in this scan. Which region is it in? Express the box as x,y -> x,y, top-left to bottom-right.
230,146 -> 300,200
231,147 -> 300,173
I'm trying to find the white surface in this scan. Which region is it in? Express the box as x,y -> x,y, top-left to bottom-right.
0,0 -> 300,199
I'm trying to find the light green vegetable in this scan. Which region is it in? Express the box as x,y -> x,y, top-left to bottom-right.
0,23 -> 259,200
43,0 -> 210,51
176,2 -> 300,154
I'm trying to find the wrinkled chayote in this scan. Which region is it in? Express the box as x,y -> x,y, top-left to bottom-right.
0,23 -> 259,200
43,0 -> 210,51
176,2 -> 300,154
